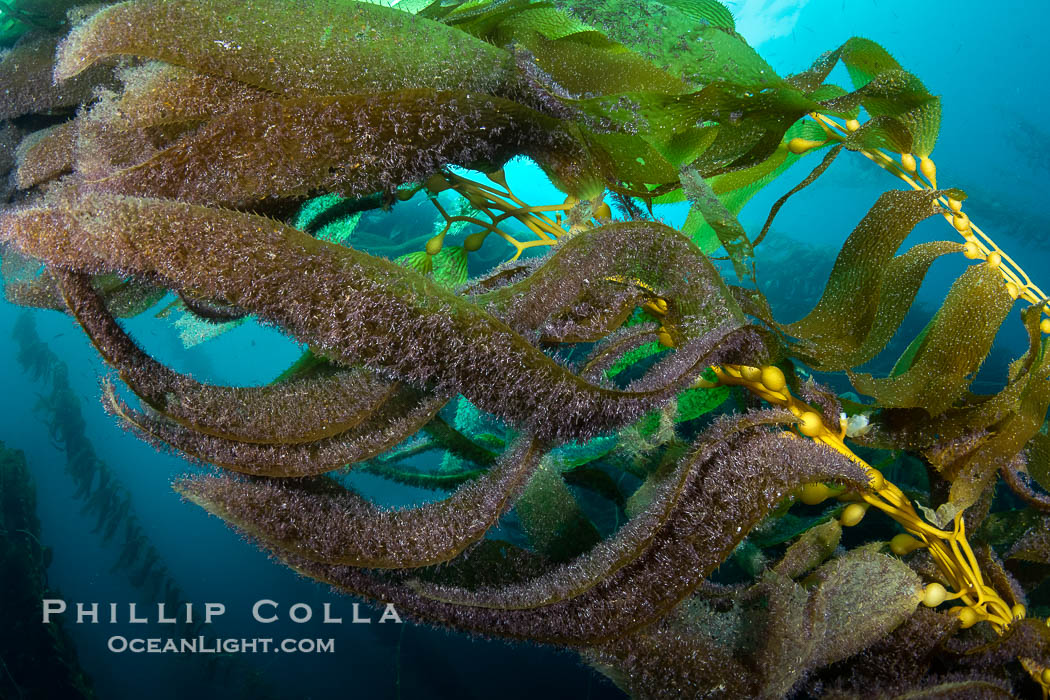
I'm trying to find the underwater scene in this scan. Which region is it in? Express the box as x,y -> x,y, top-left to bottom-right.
1,0 -> 1049,698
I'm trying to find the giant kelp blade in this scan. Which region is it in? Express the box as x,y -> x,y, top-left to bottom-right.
804,549 -> 921,668
680,164 -> 754,284
107,385 -> 447,476
659,0 -> 735,30
77,89 -> 597,207
371,420 -> 870,646
944,341 -> 1050,511
413,411 -> 797,611
108,62 -> 273,130
781,189 -> 962,372
0,32 -> 115,120
850,262 -> 1014,415
872,305 -> 1050,453
583,608 -> 755,698
55,269 -> 398,446
273,423 -> 869,647
174,437 -> 544,568
14,120 -> 76,189
1,193 -> 752,443
514,456 -> 601,561
55,0 -> 519,98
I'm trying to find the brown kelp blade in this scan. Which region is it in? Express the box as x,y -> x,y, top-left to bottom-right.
174,437 -> 544,569
14,120 -> 76,189
106,384 -> 447,477
56,268 -> 398,446
412,410 -> 801,610
77,89 -> 594,207
0,32 -> 115,120
55,0 -> 518,98
849,262 -> 1014,415
1,192 -> 754,443
265,422 -> 870,646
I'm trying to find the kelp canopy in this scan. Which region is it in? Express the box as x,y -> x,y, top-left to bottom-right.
1,0 -> 1049,697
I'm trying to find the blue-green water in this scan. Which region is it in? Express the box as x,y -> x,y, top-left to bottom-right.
1,1 -> 1047,698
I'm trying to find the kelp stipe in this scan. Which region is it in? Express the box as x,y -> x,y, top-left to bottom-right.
1,0 -> 1049,697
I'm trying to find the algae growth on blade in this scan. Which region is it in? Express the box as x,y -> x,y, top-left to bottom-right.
0,1 -> 1048,698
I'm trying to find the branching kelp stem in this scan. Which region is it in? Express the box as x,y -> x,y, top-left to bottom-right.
424,169 -> 609,260
701,362 -> 1050,695
795,112 -> 1050,333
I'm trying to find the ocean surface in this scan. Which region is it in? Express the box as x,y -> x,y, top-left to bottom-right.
1,1 -> 1047,698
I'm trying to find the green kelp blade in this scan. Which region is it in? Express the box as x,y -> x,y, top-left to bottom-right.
659,0 -> 735,30
548,0 -> 744,90
515,456 -> 601,561
839,37 -> 904,89
849,262 -> 1014,416
682,24 -> 781,87
779,189 -> 960,372
490,23 -> 689,97
431,246 -> 469,289
853,70 -> 940,158
889,314 -> 936,377
680,164 -> 754,284
397,250 -> 434,276
574,81 -> 818,176
786,37 -> 940,156
55,0 -> 519,98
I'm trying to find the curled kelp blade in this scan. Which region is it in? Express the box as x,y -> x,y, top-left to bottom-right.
55,268 -> 398,445
777,189 -> 962,371
55,0 -> 520,99
174,437 -> 544,569
270,423 -> 870,646
864,306 -> 1050,453
849,261 -> 1014,415
470,218 -> 748,352
1,192 -> 758,443
411,410 -> 800,610
75,89 -> 597,206
105,384 -> 447,477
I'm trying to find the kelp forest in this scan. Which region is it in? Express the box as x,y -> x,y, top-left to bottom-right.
9,312 -> 279,698
0,0 -> 1049,698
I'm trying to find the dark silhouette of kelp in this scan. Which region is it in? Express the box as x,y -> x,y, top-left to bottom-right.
11,312 -> 281,699
0,440 -> 95,700
13,312 -> 203,625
